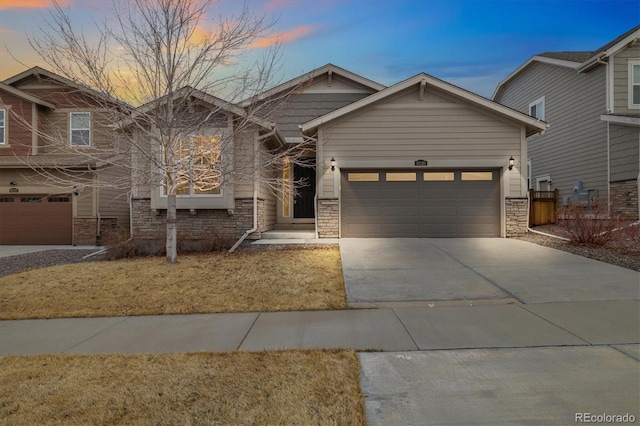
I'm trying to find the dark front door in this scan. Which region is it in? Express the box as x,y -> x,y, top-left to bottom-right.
294,160 -> 316,218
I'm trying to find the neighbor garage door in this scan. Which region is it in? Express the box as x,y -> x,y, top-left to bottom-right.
0,195 -> 73,244
341,170 -> 500,237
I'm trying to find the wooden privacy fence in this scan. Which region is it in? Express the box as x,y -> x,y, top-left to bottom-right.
529,189 -> 559,226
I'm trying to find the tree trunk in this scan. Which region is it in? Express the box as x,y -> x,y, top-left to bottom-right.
166,193 -> 178,263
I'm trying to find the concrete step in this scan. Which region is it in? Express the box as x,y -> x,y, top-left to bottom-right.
260,230 -> 316,239
272,223 -> 315,231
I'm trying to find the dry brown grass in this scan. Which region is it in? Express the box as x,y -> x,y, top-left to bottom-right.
0,248 -> 346,320
0,350 -> 365,425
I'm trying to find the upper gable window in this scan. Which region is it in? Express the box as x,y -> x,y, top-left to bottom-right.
70,112 -> 91,146
0,109 -> 5,145
529,96 -> 545,120
629,61 -> 640,109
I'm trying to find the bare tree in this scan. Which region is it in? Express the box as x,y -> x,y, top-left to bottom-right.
9,0 -> 313,262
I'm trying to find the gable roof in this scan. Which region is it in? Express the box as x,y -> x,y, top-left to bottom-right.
4,66 -> 127,108
240,63 -> 386,106
121,86 -> 285,145
0,82 -> 56,109
301,73 -> 547,137
493,25 -> 640,99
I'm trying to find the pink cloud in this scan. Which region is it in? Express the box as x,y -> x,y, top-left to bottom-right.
250,25 -> 316,48
0,0 -> 70,11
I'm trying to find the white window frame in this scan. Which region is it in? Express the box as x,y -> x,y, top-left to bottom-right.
70,112 -> 91,146
0,109 -> 5,145
161,134 -> 223,198
528,96 -> 545,120
536,175 -> 552,191
628,60 -> 640,109
527,160 -> 532,190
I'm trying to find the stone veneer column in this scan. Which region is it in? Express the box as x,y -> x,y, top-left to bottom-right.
610,180 -> 639,220
505,197 -> 528,237
317,198 -> 339,238
73,218 -> 97,245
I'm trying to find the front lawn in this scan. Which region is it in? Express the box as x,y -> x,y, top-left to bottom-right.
0,350 -> 365,425
0,247 -> 346,320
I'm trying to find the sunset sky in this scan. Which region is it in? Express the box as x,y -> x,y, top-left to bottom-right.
0,0 -> 638,98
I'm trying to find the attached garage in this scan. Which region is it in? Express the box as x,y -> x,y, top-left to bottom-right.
0,194 -> 73,244
341,169 -> 500,237
301,72 -> 547,239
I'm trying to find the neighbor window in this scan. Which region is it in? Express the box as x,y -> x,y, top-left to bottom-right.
164,135 -> 222,196
0,109 -> 5,144
629,61 -> 640,108
529,96 -> 545,120
527,160 -> 532,189
70,112 -> 91,146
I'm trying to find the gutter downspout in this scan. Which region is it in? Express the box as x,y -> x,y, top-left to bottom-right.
83,191 -> 134,259
229,128 -> 277,252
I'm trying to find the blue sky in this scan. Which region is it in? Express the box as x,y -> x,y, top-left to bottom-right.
0,0 -> 638,98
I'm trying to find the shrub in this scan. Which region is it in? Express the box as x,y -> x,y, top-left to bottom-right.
559,198 -> 627,246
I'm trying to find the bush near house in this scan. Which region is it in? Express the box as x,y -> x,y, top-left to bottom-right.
559,198 -> 631,245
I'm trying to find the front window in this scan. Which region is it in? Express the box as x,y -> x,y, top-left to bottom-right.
70,112 -> 91,146
529,96 -> 545,120
629,61 -> 640,108
0,109 -> 5,144
165,135 -> 222,196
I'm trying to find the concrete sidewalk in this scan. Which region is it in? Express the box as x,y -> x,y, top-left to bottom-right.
1,300 -> 638,356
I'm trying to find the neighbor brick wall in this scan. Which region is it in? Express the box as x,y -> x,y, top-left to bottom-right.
505,197 -> 528,237
610,180 -> 639,220
132,197 -> 267,249
317,198 -> 339,238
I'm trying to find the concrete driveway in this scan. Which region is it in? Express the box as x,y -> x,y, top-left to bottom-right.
340,238 -> 640,304
341,238 -> 640,424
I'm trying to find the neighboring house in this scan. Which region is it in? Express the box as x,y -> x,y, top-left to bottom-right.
493,26 -> 640,219
0,67 -> 131,245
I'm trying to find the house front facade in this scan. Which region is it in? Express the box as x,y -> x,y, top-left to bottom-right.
493,26 -> 640,219
0,67 -> 130,245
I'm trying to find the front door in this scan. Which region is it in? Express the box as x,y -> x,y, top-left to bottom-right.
294,160 -> 316,218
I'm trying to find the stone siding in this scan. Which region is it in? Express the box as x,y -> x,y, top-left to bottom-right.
505,197 -> 528,237
73,217 -> 97,246
317,198 -> 339,238
610,180 -> 639,220
132,198 -> 266,251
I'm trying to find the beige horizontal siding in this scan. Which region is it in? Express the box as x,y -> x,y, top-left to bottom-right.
610,123 -> 640,182
319,89 -> 523,198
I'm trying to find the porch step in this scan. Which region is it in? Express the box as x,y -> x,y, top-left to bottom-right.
272,223 -> 315,231
260,230 -> 316,239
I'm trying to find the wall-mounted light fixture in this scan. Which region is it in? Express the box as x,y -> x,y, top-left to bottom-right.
9,181 -> 17,186
73,185 -> 79,196
508,156 -> 515,171
330,157 -> 336,172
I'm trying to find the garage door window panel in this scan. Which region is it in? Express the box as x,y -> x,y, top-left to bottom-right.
348,172 -> 379,182
424,172 -> 454,181
385,172 -> 416,181
461,171 -> 493,181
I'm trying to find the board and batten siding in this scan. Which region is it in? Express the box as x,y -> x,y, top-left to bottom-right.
610,123 -> 640,182
318,86 -> 524,199
496,62 -> 608,201
612,44 -> 640,114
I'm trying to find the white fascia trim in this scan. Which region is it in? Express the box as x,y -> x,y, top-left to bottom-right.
577,29 -> 640,73
302,73 -> 548,135
600,114 -> 640,127
492,56 -> 581,100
